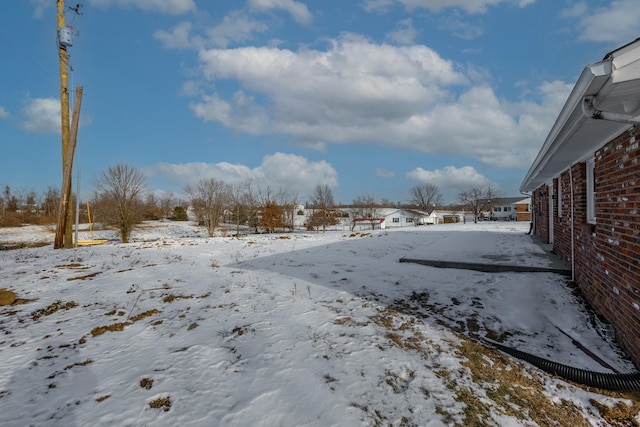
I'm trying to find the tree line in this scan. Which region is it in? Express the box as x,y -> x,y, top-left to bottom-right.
1,163 -> 501,242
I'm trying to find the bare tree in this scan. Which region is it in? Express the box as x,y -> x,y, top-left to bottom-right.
41,187 -> 60,220
159,192 -> 175,220
457,186 -> 500,223
409,183 -> 443,211
309,184 -> 336,232
142,193 -> 162,220
350,194 -> 380,231
185,178 -> 232,237
228,183 -> 246,237
242,180 -> 261,234
94,164 -> 147,243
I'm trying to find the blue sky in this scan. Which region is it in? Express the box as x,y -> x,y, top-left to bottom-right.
1,0 -> 638,205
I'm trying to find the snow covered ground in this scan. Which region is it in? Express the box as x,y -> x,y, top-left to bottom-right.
1,221 -> 639,426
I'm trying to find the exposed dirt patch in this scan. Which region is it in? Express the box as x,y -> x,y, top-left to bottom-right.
163,294 -> 193,303
91,322 -> 131,337
129,309 -> 160,322
140,378 -> 153,390
55,263 -> 91,270
149,396 -> 171,411
67,271 -> 102,281
0,242 -> 49,251
31,300 -> 78,321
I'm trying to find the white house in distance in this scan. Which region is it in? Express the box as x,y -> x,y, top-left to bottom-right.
350,208 -> 439,230
488,197 -> 531,221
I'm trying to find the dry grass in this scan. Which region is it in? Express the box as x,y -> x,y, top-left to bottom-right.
31,300 -> 78,321
129,309 -> 160,322
453,338 -> 591,427
67,271 -> 101,281
162,294 -> 193,303
90,322 -> 130,337
140,378 -> 154,390
149,396 -> 171,411
366,304 -> 640,426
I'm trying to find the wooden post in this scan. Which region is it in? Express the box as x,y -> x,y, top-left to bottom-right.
54,86 -> 83,249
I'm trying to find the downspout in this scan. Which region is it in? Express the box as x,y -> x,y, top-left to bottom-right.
582,96 -> 640,124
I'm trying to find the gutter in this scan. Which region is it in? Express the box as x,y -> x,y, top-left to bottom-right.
582,95 -> 640,124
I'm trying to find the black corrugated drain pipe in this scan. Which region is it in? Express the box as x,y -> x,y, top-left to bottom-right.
484,339 -> 640,391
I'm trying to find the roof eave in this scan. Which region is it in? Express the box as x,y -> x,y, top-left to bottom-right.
521,39 -> 640,194
520,63 -> 612,193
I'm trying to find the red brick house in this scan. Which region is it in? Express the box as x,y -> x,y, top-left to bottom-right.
520,38 -> 640,368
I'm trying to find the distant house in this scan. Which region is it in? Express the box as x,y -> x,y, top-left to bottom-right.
520,38 -> 640,368
380,208 -> 419,228
434,210 -> 472,224
487,197 -> 531,221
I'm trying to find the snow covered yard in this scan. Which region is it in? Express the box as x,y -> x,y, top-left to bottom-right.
1,221 -> 639,426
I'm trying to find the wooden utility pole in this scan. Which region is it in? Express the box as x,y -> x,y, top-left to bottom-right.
55,86 -> 83,249
55,0 -> 74,248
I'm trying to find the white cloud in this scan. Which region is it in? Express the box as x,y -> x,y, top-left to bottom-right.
205,11 -> 270,48
145,153 -> 338,196
407,165 -> 493,192
386,19 -> 419,45
192,34 -> 466,136
248,0 -> 313,24
30,0 -> 51,19
0,106 -> 9,119
189,35 -> 569,169
154,22 -> 199,49
565,0 -> 640,44
88,0 -> 196,15
375,168 -> 395,178
363,0 -> 532,14
19,98 -> 60,134
439,15 -> 484,40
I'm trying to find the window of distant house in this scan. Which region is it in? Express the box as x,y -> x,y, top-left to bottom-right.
526,204 -> 530,212
505,207 -> 512,212
556,177 -> 562,217
406,218 -> 413,223
586,158 -> 596,223
393,217 -> 400,223
494,207 -> 501,212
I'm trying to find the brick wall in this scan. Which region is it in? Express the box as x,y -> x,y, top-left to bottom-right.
533,125 -> 640,368
591,126 -> 640,366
